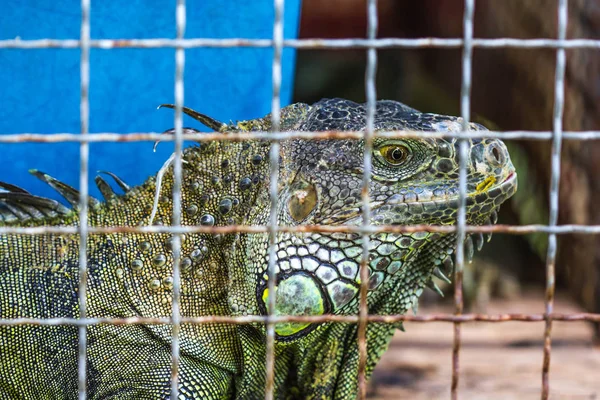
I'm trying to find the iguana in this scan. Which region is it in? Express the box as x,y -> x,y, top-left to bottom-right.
0,98 -> 517,399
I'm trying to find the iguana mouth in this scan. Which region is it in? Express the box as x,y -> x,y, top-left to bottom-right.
502,171 -> 516,183
466,170 -> 518,211
488,170 -> 517,197
338,169 -> 518,227
418,173 -> 518,277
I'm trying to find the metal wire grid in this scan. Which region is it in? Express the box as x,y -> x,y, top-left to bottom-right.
542,1 -> 568,398
0,0 -> 599,399
265,0 -> 284,398
451,0 -> 474,396
77,0 -> 90,398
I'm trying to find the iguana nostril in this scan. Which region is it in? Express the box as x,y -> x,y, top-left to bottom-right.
492,146 -> 502,163
487,142 -> 505,166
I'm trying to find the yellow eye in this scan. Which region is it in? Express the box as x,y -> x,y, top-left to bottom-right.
380,144 -> 409,165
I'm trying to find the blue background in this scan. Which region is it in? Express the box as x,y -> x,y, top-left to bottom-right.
0,0 -> 301,199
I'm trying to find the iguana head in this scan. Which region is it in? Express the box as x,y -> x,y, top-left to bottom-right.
251,99 -> 517,340
162,98 -> 516,342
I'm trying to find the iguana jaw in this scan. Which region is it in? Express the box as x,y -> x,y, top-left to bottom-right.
258,171 -> 516,340
364,167 -> 518,227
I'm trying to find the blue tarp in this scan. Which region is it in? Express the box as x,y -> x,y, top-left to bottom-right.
0,0 -> 301,199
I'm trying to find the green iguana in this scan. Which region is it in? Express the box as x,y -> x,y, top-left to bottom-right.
0,98 -> 517,399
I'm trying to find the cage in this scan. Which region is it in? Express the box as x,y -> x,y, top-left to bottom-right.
0,0 -> 599,399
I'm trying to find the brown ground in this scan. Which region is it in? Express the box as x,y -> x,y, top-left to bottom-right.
369,289 -> 600,400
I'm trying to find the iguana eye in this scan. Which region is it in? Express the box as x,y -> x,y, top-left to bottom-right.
379,144 -> 410,166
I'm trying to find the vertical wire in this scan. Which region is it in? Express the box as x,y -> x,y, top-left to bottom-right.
77,0 -> 90,398
170,0 -> 186,398
265,0 -> 284,399
451,0 -> 474,398
358,0 -> 378,398
542,1 -> 567,399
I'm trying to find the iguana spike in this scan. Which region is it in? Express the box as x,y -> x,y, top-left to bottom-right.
491,210 -> 498,225
443,256 -> 454,275
98,171 -> 131,192
29,170 -> 101,210
153,127 -> 200,152
397,322 -> 406,332
474,232 -> 484,251
426,280 -> 445,297
411,297 -> 419,316
0,207 -> 17,223
465,236 -> 474,263
24,195 -> 71,217
484,217 -> 493,242
0,210 -> 14,223
0,181 -> 30,194
95,175 -> 116,202
7,198 -> 47,220
0,199 -> 30,220
158,104 -> 228,132
0,191 -> 71,222
433,267 -> 452,284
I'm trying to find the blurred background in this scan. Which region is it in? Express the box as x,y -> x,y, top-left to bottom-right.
296,1 -> 600,398
1,0 -> 599,398
0,0 -> 302,198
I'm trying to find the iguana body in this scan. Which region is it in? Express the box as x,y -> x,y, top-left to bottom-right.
0,98 -> 517,399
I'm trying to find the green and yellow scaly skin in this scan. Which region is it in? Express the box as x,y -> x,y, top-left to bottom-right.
0,98 -> 517,399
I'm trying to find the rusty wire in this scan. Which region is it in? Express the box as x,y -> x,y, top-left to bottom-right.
1,0 -> 599,399
451,0 -> 474,397
264,0 -> 285,398
1,312 -> 600,328
3,223 -> 600,236
541,1 -> 568,399
357,1 -> 379,397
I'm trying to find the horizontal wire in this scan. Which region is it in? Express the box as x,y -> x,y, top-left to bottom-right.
1,224 -> 599,236
1,37 -> 600,50
1,130 -> 600,143
1,312 -> 599,327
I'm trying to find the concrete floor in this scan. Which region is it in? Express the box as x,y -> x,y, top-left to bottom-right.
369,290 -> 600,400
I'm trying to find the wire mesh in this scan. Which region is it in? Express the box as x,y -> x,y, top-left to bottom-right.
3,37 -> 600,49
168,0 -> 187,398
265,0 -> 285,398
77,0 -> 90,398
541,1 -> 568,399
357,0 -> 378,398
0,0 -> 599,399
450,0 -> 474,397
